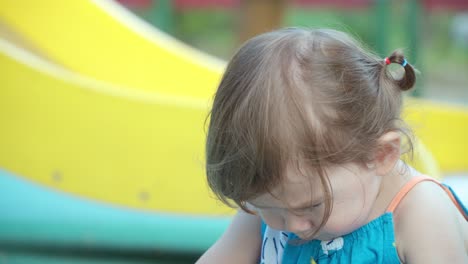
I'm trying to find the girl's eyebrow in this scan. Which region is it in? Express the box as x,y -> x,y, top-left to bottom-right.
250,198 -> 323,210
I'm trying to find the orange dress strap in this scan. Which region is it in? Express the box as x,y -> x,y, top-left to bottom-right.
386,175 -> 468,221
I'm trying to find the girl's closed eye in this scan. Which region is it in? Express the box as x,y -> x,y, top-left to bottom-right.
312,201 -> 324,208
304,202 -> 323,210
292,201 -> 324,215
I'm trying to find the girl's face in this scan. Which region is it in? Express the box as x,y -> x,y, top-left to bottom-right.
248,163 -> 383,241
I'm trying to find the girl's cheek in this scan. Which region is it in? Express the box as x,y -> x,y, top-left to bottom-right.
322,219 -> 352,234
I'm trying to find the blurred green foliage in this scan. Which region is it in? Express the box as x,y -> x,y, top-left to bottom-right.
171,7 -> 467,68
131,2 -> 468,102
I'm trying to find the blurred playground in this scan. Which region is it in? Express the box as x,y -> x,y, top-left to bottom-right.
0,0 -> 467,263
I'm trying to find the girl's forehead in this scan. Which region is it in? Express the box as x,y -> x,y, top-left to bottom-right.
250,163 -> 363,208
251,169 -> 323,207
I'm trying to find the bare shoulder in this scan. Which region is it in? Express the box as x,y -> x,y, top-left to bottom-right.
196,210 -> 262,264
394,180 -> 468,264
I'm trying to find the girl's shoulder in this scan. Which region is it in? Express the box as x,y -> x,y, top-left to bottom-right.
393,179 -> 468,263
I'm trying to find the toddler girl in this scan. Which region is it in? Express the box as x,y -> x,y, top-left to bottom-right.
198,28 -> 468,263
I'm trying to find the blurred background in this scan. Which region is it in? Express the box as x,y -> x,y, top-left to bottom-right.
124,0 -> 468,103
0,0 -> 467,263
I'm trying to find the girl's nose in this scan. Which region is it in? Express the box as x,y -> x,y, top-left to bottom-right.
284,213 -> 314,234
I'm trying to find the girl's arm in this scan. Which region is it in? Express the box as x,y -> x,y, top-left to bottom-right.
395,181 -> 468,263
196,210 -> 262,264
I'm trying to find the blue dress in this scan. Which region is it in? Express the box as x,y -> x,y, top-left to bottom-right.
259,177 -> 468,264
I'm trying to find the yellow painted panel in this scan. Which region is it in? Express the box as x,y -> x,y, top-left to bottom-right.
0,38 -> 232,216
404,98 -> 468,173
0,0 -> 224,99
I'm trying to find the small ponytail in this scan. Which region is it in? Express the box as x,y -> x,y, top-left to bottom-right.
383,50 -> 416,91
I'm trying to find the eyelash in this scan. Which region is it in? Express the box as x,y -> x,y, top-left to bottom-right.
293,202 -> 324,215
312,202 -> 324,208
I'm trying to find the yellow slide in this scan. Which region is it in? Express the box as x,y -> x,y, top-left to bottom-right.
1,0 -> 467,218
404,99 -> 468,174
0,36 -> 233,215
0,0 -> 224,98
0,0 -> 230,216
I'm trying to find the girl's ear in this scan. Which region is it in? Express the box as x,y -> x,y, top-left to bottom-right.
374,131 -> 401,176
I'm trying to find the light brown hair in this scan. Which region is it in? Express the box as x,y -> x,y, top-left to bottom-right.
205,28 -> 416,234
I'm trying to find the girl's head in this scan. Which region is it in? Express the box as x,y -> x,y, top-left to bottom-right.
206,28 -> 416,239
